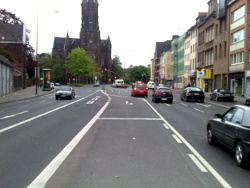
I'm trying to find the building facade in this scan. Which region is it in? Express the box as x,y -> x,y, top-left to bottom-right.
53,0 -> 112,84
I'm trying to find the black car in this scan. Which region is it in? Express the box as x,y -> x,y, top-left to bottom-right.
209,89 -> 234,102
55,86 -> 75,100
152,87 -> 173,103
207,105 -> 250,167
180,87 -> 204,103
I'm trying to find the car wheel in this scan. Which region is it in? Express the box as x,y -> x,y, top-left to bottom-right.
215,96 -> 219,101
200,99 -> 204,103
169,100 -> 173,104
55,97 -> 58,100
185,97 -> 188,102
145,95 -> 148,97
207,126 -> 216,145
180,95 -> 183,101
235,141 -> 246,167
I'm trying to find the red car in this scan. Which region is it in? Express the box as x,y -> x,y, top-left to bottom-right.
131,83 -> 148,97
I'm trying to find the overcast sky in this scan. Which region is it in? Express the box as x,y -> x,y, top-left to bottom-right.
2,0 -> 208,68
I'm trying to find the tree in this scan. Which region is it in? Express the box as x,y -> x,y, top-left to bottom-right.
126,65 -> 150,83
111,55 -> 124,79
64,47 -> 95,82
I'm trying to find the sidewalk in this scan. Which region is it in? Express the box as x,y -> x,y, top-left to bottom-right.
0,86 -> 55,104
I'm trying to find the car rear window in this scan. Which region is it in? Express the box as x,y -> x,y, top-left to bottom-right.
189,88 -> 202,92
158,88 -> 170,92
136,84 -> 147,88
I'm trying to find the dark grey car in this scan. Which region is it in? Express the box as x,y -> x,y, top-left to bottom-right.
55,86 -> 75,100
209,89 -> 234,102
207,105 -> 250,167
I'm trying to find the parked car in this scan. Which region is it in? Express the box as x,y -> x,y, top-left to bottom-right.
207,105 -> 250,167
55,86 -> 75,100
180,87 -> 205,103
93,82 -> 100,87
50,82 -> 54,90
246,97 -> 250,105
152,87 -> 173,103
54,83 -> 61,91
131,83 -> 148,97
209,89 -> 234,102
147,81 -> 155,89
120,83 -> 127,88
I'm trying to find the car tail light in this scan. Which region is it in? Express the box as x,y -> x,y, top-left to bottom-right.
167,92 -> 172,96
218,93 -> 223,96
187,92 -> 191,96
155,92 -> 161,96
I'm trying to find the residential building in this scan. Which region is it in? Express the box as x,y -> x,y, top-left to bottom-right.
0,23 -> 26,90
171,33 -> 186,89
227,0 -> 249,96
197,0 -> 218,92
153,35 -> 178,86
0,55 -> 13,97
189,12 -> 207,87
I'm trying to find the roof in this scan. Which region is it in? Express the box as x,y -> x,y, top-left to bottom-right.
0,23 -> 25,44
0,54 -> 13,67
53,37 -> 80,51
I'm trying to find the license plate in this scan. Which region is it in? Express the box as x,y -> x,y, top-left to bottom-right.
61,94 -> 65,97
194,93 -> 200,95
161,98 -> 168,100
224,94 -> 230,96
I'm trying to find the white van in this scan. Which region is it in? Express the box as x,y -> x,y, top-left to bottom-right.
114,79 -> 124,88
147,81 -> 155,89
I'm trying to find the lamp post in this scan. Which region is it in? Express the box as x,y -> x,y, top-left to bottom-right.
35,10 -> 59,94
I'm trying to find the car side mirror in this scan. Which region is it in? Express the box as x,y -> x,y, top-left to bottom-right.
214,114 -> 222,118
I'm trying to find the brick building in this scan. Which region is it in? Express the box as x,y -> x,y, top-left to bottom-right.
53,0 -> 112,84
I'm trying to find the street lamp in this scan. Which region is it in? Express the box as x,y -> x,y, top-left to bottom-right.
35,10 -> 59,94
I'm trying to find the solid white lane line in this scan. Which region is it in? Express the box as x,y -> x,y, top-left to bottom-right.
172,134 -> 182,143
98,118 -> 161,120
0,111 -> 29,120
27,91 -> 110,188
0,91 -> 101,134
194,108 -> 204,113
189,154 -> 208,172
180,103 -> 187,106
19,105 -> 29,108
143,99 -> 232,188
163,123 -> 169,129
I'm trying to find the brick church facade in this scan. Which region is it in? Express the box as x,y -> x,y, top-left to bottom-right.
52,0 -> 112,84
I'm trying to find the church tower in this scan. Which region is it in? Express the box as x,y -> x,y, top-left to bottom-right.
80,0 -> 112,83
80,0 -> 100,64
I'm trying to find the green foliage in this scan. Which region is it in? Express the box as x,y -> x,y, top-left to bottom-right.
65,47 -> 94,76
68,83 -> 84,87
125,65 -> 150,83
111,55 -> 124,79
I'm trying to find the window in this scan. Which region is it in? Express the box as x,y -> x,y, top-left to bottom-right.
205,26 -> 214,43
230,52 -> 244,65
223,107 -> 237,121
232,5 -> 245,23
231,108 -> 244,124
205,50 -> 213,66
231,29 -> 244,44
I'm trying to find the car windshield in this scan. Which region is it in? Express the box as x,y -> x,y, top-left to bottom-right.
136,84 -> 147,88
59,87 -> 71,91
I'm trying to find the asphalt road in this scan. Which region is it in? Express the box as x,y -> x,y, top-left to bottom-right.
0,85 -> 249,188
